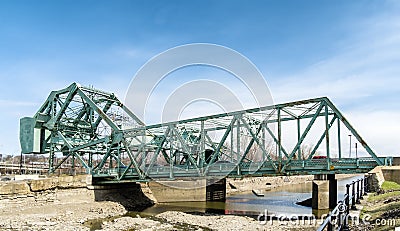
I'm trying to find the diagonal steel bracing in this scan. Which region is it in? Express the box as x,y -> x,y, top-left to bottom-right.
20,83 -> 392,182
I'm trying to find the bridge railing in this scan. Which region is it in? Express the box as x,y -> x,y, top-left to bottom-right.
317,175 -> 369,231
90,158 -> 389,180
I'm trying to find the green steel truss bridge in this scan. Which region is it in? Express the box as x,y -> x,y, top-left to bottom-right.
20,83 -> 392,183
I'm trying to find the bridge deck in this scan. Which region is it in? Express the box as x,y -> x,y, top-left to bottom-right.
91,157 -> 392,184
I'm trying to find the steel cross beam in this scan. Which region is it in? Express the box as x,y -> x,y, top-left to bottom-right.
20,83 -> 391,182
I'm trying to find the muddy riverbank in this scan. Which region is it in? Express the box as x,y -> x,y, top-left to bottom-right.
0,186 -> 319,231
0,174 -> 333,230
0,188 -> 127,230
98,210 -> 320,231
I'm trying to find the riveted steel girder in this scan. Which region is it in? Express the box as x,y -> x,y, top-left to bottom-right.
20,83 -> 392,182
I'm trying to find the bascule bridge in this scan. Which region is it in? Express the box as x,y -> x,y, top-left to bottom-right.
19,83 -> 392,210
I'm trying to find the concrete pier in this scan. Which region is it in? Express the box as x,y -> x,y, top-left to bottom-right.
328,174 -> 337,209
148,178 -> 226,203
149,179 -> 206,202
312,174 -> 337,210
206,178 -> 226,201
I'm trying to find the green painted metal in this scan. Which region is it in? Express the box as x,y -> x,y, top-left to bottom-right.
19,83 -> 392,182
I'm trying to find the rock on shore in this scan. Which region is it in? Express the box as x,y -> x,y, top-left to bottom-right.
0,174 -> 323,230
156,211 -> 318,231
0,188 -> 126,230
101,216 -> 174,231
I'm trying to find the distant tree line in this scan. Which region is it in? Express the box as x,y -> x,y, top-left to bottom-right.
0,153 -> 46,164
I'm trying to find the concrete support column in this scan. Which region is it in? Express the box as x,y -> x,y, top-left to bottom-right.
312,174 -> 337,210
328,174 -> 337,209
206,178 -> 226,202
148,178 -> 226,203
312,176 -> 329,210
149,179 -> 206,202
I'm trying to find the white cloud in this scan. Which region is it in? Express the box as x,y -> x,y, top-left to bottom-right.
266,4 -> 400,157
0,99 -> 37,107
346,110 -> 400,156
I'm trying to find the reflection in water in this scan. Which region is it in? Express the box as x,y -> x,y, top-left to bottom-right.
140,175 -> 363,217
224,182 -> 312,217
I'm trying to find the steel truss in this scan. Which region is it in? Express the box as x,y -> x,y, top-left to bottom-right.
21,83 -> 392,182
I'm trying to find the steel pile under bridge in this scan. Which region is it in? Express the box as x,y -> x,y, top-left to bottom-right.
19,83 -> 392,183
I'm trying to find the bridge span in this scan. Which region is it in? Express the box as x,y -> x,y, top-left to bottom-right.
19,83 -> 392,185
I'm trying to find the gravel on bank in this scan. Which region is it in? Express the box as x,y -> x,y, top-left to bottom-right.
156,211 -> 319,231
0,188 -> 127,231
0,175 -> 331,230
101,216 -> 175,231
95,211 -> 320,231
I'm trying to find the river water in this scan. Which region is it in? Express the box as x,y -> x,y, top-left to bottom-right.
140,175 -> 363,217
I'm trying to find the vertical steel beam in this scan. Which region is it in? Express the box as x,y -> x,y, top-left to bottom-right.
88,152 -> 93,172
277,107 -> 282,167
262,125 -> 266,161
325,103 -> 330,169
230,120 -> 234,163
140,131 -> 146,168
169,130 -> 174,179
109,153 -> 112,170
200,120 -> 205,166
337,119 -> 342,160
236,117 -> 241,175
297,118 -> 301,160
236,117 -> 240,162
49,134 -> 55,173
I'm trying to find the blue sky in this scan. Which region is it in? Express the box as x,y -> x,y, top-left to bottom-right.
0,0 -> 399,156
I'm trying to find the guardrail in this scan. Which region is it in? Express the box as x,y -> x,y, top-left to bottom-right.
91,157 -> 388,180
317,175 -> 369,231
